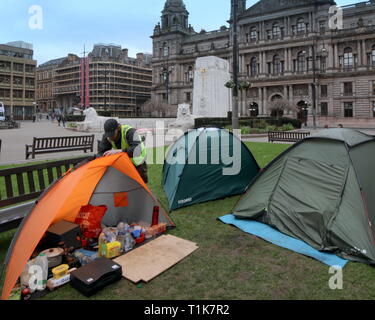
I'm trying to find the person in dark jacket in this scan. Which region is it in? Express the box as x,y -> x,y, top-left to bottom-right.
97,119 -> 148,183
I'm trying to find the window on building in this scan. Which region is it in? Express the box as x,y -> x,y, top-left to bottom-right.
13,77 -> 23,86
250,28 -> 257,42
25,91 -> 34,99
272,55 -> 281,74
320,56 -> 327,72
297,18 -> 306,34
344,102 -> 353,117
250,57 -> 258,76
321,102 -> 328,116
13,63 -> 23,72
266,30 -> 272,40
0,89 -> 10,98
188,66 -> 194,82
272,23 -> 280,38
321,85 -> 328,97
25,65 -> 35,73
186,92 -> 191,102
297,51 -> 306,72
13,90 -> 23,99
319,21 -> 326,32
372,45 -> 375,67
162,93 -> 167,102
343,47 -> 353,69
373,101 -> 375,117
344,82 -> 353,96
163,43 -> 169,57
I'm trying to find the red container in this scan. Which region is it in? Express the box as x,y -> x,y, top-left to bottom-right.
151,206 -> 159,226
135,233 -> 145,244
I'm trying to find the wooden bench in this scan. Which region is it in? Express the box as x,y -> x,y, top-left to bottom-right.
25,135 -> 95,159
268,131 -> 310,143
0,156 -> 91,233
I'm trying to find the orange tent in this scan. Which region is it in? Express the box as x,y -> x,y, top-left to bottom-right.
1,153 -> 174,300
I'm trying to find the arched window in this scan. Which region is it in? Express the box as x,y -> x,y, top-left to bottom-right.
250,57 -> 258,76
249,102 -> 259,117
297,18 -> 306,34
188,66 -> 194,82
272,23 -> 280,38
163,42 -> 169,57
273,55 -> 281,74
344,47 -> 353,68
372,45 -> 375,67
250,27 -> 257,42
297,51 -> 306,72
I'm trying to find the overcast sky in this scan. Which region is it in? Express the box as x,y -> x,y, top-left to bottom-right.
0,0 -> 360,65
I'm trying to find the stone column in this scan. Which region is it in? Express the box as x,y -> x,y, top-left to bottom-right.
328,43 -> 334,71
289,85 -> 294,106
263,51 -> 267,75
334,44 -> 338,69
357,40 -> 362,66
258,87 -> 263,114
262,87 -> 268,115
362,40 -> 367,67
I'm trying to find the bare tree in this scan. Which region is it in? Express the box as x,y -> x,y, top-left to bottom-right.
140,100 -> 177,117
268,98 -> 298,119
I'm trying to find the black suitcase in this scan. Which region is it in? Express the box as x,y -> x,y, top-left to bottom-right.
70,257 -> 122,297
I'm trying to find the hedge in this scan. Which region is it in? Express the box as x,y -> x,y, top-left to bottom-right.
194,117 -> 302,129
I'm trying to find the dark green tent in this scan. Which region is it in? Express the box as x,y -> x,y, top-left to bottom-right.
163,127 -> 260,210
233,128 -> 375,263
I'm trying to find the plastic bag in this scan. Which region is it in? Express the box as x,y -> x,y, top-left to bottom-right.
75,205 -> 107,239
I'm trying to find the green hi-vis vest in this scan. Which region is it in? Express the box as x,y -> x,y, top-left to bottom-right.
108,125 -> 146,166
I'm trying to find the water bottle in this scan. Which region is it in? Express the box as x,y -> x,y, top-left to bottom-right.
116,222 -> 127,252
124,224 -> 135,252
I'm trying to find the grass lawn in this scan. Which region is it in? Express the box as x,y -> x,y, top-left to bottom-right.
1,141 -> 375,300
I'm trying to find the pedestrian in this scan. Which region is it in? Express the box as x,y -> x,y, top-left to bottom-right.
61,114 -> 66,127
97,119 -> 148,183
57,115 -> 61,126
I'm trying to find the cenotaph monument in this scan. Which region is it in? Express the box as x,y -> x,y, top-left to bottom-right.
192,56 -> 232,118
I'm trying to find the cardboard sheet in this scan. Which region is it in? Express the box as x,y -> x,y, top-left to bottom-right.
114,234 -> 198,283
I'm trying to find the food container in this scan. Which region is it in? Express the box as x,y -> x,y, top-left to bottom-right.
52,264 -> 69,279
41,248 -> 64,268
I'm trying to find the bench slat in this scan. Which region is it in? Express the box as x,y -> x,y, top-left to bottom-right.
27,171 -> 36,193
16,173 -> 25,196
37,169 -> 46,190
5,175 -> 14,199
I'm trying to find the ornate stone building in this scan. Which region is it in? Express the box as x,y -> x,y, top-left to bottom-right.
151,0 -> 375,127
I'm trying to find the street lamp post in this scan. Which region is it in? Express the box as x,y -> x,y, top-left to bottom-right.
232,0 -> 240,130
162,65 -> 173,105
303,41 -> 324,130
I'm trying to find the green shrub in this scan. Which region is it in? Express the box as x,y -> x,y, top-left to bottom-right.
281,123 -> 294,131
265,125 -> 277,131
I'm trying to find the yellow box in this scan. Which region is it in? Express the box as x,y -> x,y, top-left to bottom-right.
52,264 -> 69,279
105,241 -> 121,259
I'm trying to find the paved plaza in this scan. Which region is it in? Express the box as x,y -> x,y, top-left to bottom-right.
1,120 -> 374,166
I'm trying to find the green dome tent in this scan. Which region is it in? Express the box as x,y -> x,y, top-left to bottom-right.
163,127 -> 260,210
233,128 -> 375,263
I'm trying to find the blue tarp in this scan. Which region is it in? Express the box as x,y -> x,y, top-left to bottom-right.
219,214 -> 348,268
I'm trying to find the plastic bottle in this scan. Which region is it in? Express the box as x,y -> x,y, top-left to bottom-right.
98,233 -> 107,258
124,224 -> 135,252
34,253 -> 48,291
116,222 -> 127,253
